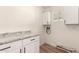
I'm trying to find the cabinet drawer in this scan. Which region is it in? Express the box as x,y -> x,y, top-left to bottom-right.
23,36 -> 39,45
8,40 -> 22,49
0,44 -> 10,52
0,40 -> 22,53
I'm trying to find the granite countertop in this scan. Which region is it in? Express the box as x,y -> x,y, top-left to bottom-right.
0,31 -> 39,45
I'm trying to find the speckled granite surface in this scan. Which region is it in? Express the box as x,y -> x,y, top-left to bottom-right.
0,31 -> 39,45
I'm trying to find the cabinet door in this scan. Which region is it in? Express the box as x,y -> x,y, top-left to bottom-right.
42,11 -> 51,25
23,36 -> 40,53
8,40 -> 22,53
24,41 -> 39,53
0,44 -> 11,53
64,6 -> 78,24
0,40 -> 22,53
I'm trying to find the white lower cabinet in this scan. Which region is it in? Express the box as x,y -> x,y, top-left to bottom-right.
23,41 -> 39,53
23,36 -> 39,53
0,36 -> 39,53
8,40 -> 22,53
0,40 -> 22,53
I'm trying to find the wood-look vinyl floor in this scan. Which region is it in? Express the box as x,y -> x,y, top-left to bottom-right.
40,43 -> 67,53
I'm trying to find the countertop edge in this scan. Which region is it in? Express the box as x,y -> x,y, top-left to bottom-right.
0,34 -> 40,45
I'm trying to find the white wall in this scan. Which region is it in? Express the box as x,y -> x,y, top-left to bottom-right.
42,7 -> 79,52
0,6 -> 42,35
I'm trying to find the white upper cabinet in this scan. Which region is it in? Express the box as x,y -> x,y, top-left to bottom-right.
64,6 -> 79,24
42,11 -> 51,25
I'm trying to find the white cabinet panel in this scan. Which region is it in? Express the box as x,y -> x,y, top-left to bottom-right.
0,40 -> 22,53
23,36 -> 39,53
64,6 -> 79,24
23,36 -> 39,45
42,11 -> 51,25
24,41 -> 39,53
8,40 -> 22,53
33,41 -> 39,53
0,44 -> 11,53
24,43 -> 35,53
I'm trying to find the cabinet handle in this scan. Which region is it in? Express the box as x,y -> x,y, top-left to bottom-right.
31,39 -> 35,41
24,47 -> 26,53
0,46 -> 11,51
20,49 -> 22,53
